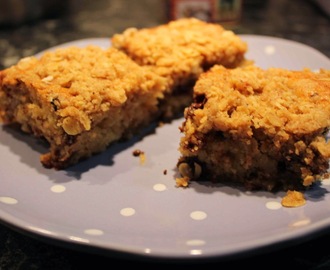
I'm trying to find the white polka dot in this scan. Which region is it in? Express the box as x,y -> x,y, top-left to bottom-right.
84,229 -> 104,236
190,211 -> 207,220
153,183 -> 167,191
266,201 -> 282,210
190,249 -> 203,255
120,207 -> 136,217
144,248 -> 151,254
264,45 -> 276,55
186,239 -> 206,246
322,178 -> 330,186
50,185 -> 66,193
0,196 -> 18,205
290,218 -> 311,227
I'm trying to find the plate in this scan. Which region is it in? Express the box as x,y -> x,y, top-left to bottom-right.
1,35 -> 330,261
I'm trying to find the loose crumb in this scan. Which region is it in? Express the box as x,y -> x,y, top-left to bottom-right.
132,149 -> 143,156
139,152 -> 146,165
281,190 -> 306,208
132,149 -> 145,165
163,169 -> 167,175
175,176 -> 190,187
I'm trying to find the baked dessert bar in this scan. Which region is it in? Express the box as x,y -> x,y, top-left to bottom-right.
111,18 -> 248,119
176,65 -> 330,191
0,46 -> 166,169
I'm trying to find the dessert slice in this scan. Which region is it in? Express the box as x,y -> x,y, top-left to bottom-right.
176,65 -> 330,191
0,45 -> 166,169
111,18 -> 248,119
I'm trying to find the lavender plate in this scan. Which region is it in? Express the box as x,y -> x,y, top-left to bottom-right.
0,35 -> 330,261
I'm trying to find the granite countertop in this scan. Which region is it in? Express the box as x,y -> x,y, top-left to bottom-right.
0,0 -> 329,269
1,0 -> 329,70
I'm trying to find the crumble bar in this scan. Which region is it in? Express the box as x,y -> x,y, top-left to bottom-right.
177,65 -> 330,191
0,46 -> 166,169
111,18 -> 248,119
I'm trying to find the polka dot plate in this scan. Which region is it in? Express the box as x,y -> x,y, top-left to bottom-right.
0,36 -> 330,261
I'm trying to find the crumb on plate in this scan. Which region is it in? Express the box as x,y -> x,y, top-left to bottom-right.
132,149 -> 146,165
281,190 -> 306,208
175,176 -> 190,188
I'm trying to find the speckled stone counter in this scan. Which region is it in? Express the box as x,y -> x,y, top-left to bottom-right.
1,0 -> 329,70
0,0 -> 329,269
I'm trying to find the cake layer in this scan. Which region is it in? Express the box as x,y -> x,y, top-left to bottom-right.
177,65 -> 330,191
0,45 -> 166,169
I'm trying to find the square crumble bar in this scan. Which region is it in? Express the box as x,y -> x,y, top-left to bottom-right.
177,65 -> 330,191
111,18 -> 248,119
0,46 -> 167,169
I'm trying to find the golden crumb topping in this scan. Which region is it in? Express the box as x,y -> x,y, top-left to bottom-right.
112,18 -> 247,87
1,46 -> 166,135
190,65 -> 330,139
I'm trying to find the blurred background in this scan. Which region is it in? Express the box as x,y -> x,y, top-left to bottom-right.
0,0 -> 329,70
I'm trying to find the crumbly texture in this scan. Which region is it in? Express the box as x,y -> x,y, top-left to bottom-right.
0,45 -> 166,169
111,18 -> 248,119
177,65 -> 330,192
